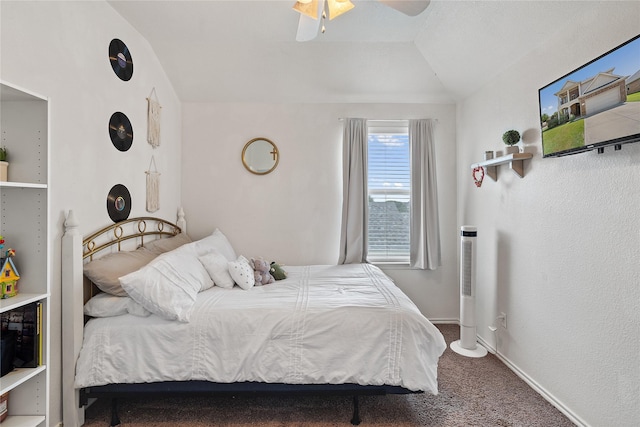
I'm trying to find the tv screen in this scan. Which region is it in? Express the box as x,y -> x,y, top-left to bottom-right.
539,34 -> 640,157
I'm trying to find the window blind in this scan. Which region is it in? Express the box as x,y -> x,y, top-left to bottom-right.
367,124 -> 410,263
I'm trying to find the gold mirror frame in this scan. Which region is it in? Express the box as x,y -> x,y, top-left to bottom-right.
242,137 -> 279,175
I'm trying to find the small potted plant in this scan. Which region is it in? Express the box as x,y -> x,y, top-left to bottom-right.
502,130 -> 521,154
0,147 -> 7,181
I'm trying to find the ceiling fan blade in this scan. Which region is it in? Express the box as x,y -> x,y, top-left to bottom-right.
296,13 -> 322,41
379,0 -> 430,16
295,0 -> 324,42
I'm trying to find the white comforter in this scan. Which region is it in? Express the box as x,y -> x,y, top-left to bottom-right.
75,263 -> 446,393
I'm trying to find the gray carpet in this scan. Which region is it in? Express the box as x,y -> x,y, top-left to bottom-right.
83,324 -> 575,426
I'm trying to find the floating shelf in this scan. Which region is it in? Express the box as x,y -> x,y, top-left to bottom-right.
471,152 -> 533,181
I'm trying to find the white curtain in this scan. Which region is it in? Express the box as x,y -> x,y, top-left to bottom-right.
338,118 -> 368,264
409,119 -> 441,270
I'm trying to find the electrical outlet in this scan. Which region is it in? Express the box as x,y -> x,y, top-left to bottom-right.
498,312 -> 507,329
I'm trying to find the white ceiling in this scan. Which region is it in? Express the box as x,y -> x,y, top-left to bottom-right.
107,0 -> 589,104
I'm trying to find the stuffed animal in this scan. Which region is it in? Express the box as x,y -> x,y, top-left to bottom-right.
269,262 -> 287,281
251,257 -> 275,286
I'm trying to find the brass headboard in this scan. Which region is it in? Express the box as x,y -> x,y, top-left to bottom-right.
62,209 -> 186,425
83,216 -> 182,260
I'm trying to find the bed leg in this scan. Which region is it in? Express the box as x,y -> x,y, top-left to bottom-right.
79,389 -> 88,407
350,395 -> 361,425
110,398 -> 121,426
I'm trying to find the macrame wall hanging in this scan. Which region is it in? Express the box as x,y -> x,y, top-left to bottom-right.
146,87 -> 161,148
145,156 -> 160,212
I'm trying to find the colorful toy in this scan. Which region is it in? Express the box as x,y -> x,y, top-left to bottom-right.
0,238 -> 19,298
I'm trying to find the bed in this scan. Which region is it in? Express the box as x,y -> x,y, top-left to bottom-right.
61,210 -> 446,426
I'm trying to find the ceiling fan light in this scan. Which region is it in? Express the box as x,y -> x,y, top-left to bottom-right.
326,0 -> 354,20
293,0 -> 319,19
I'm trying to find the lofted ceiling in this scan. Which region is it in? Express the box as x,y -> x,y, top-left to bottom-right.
107,0 -> 590,104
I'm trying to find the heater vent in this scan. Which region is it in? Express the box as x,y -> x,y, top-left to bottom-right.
462,240 -> 472,297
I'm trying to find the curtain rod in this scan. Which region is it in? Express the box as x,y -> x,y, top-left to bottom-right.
337,118 -> 438,122
338,118 -> 406,122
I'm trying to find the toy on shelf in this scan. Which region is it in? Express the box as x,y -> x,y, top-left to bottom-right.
0,236 -> 19,299
0,146 -> 7,181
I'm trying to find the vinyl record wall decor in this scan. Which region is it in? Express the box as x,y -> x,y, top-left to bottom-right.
108,111 -> 133,151
105,38 -> 134,222
109,38 -> 133,81
107,184 -> 132,223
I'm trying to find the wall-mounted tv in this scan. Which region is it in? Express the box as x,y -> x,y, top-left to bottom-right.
539,34 -> 640,157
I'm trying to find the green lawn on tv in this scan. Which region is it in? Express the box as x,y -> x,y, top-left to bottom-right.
627,92 -> 640,102
542,119 -> 585,155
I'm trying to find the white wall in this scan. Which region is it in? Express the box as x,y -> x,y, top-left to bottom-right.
7,2 -> 636,426
1,2 -> 182,425
181,102 -> 459,320
456,3 -> 640,426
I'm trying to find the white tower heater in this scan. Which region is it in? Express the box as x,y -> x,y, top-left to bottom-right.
450,226 -> 487,358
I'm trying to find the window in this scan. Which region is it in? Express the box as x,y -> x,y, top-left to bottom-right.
367,122 -> 410,263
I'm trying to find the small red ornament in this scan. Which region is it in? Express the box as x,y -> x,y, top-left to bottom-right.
472,166 -> 485,187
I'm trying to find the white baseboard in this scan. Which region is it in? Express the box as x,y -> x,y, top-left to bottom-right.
429,318 -> 459,324
476,334 -> 496,354
440,322 -> 587,427
477,334 -> 587,427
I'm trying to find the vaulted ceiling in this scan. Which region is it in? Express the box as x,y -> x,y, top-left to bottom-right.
108,0 -> 589,104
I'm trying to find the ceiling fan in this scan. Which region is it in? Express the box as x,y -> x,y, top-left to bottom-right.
293,0 -> 431,42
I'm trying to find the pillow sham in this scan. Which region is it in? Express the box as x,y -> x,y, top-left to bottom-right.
83,246 -> 157,296
228,255 -> 255,290
199,251 -> 235,289
143,232 -> 192,255
119,245 -> 213,322
84,292 -> 151,318
192,228 -> 237,261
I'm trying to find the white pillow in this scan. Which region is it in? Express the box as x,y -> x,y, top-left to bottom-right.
228,255 -> 255,290
84,292 -> 151,318
192,228 -> 237,261
119,246 -> 213,322
199,251 -> 235,289
175,244 -> 214,293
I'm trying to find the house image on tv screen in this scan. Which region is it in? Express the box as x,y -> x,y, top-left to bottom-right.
626,69 -> 640,95
554,67 -> 627,118
539,35 -> 640,157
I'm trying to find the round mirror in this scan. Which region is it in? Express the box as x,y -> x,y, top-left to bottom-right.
242,137 -> 279,175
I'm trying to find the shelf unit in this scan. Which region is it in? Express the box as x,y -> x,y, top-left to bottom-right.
471,152 -> 533,181
0,81 -> 49,427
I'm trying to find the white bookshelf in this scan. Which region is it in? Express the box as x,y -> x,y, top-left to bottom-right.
0,81 -> 50,427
